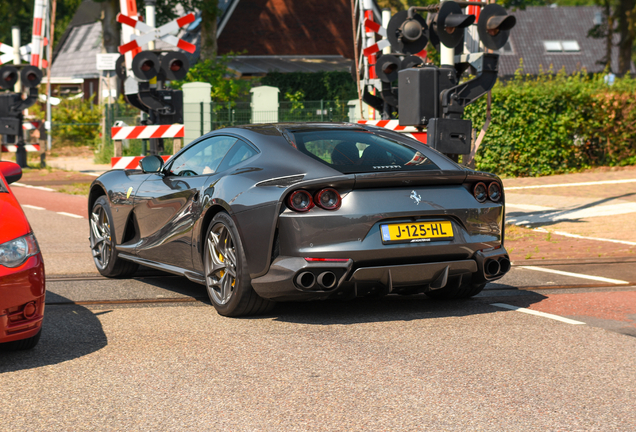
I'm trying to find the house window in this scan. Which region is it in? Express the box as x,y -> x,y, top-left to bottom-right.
497,40 -> 514,55
561,41 -> 580,52
543,40 -> 580,53
543,41 -> 562,52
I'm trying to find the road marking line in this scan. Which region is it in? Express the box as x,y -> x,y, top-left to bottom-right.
532,228 -> 636,246
22,204 -> 45,210
12,182 -> 56,191
57,211 -> 84,219
506,178 -> 636,190
506,203 -> 555,211
518,266 -> 629,285
490,303 -> 586,325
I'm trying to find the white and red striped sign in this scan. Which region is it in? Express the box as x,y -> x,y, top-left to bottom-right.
111,125 -> 185,140
0,42 -> 31,65
111,154 -> 171,169
117,13 -> 196,54
357,120 -> 427,144
1,144 -> 41,153
362,18 -> 390,58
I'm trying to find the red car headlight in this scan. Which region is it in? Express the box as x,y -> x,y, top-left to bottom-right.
0,233 -> 39,268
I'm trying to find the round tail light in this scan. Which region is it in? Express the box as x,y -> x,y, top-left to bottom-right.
287,190 -> 314,212
473,182 -> 487,203
314,188 -> 341,210
488,182 -> 502,202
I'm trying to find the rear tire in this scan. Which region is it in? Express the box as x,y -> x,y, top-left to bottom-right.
1,329 -> 41,351
204,212 -> 275,317
425,282 -> 486,300
90,196 -> 138,278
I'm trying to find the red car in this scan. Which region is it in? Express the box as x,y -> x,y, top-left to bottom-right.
0,161 -> 45,350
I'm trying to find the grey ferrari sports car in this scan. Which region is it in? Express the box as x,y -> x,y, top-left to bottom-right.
88,123 -> 510,316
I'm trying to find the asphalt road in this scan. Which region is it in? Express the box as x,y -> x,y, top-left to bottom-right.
1,195 -> 635,430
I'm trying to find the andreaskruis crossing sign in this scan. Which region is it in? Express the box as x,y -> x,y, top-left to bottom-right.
117,13 -> 196,54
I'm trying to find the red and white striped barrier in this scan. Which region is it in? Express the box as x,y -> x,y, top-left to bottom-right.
30,0 -> 46,67
1,144 -> 41,153
23,121 -> 40,130
111,155 -> 171,169
117,13 -> 196,54
111,125 -> 185,140
357,120 -> 427,144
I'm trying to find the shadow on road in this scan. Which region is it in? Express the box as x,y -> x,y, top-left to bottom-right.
0,293 -> 107,373
267,290 -> 548,325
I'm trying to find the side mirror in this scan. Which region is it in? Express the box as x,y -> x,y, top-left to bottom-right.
0,161 -> 22,184
139,155 -> 164,174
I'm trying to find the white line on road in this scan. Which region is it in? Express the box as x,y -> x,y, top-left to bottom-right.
490,303 -> 586,325
22,204 -> 45,210
506,178 -> 636,190
518,266 -> 629,285
506,203 -> 555,211
12,182 -> 56,192
56,212 -> 84,219
532,228 -> 636,246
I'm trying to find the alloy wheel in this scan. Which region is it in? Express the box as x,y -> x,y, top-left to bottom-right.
90,206 -> 112,270
206,223 -> 238,305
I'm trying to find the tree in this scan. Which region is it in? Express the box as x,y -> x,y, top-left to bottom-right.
0,0 -> 82,51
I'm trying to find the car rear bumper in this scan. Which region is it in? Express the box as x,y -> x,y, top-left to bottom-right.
0,254 -> 46,344
251,248 -> 510,301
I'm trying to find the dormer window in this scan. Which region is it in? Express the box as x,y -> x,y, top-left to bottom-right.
543,40 -> 580,53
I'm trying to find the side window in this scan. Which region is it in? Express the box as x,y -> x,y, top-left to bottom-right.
217,139 -> 258,172
169,136 -> 237,176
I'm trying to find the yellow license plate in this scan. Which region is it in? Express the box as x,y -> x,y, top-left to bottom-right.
380,221 -> 454,243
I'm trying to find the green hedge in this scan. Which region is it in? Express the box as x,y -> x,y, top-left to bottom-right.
261,71 -> 358,101
464,69 -> 636,177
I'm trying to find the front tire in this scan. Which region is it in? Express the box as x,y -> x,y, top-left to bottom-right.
204,213 -> 274,317
90,196 -> 138,278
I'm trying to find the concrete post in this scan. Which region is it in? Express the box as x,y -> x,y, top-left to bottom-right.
250,86 -> 279,123
182,82 -> 212,144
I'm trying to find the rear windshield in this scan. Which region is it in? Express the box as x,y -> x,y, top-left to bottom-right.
288,129 -> 439,174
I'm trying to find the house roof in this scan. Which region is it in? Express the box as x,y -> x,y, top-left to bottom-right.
49,0 -> 375,81
498,6 -> 635,76
227,55 -> 352,75
50,21 -> 102,80
217,0 -> 355,59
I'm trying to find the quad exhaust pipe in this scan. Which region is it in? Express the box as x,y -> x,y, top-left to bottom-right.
484,257 -> 511,277
296,272 -> 316,289
296,271 -> 338,290
317,271 -> 337,289
498,257 -> 511,274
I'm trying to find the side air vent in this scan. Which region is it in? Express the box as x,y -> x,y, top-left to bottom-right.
256,174 -> 305,188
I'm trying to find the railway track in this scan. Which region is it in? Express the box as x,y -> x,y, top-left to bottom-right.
43,274 -> 636,307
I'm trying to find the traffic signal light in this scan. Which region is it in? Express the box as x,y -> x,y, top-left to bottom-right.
20,66 -> 43,88
358,2 -> 517,158
0,64 -> 42,166
432,1 -> 475,49
0,66 -> 19,90
478,4 -> 517,50
387,11 -> 429,55
116,52 -> 189,155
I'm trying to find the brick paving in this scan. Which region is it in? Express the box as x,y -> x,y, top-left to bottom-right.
502,166 -> 636,262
